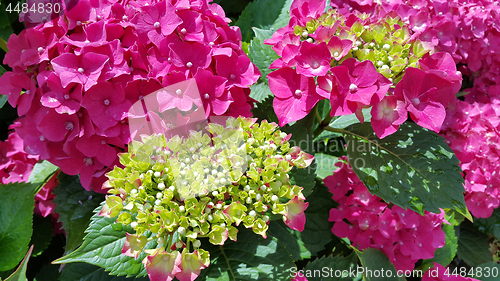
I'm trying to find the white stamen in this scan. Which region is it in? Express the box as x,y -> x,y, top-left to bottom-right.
349,84 -> 358,92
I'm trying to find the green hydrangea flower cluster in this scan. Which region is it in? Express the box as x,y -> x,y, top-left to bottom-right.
490,239 -> 500,263
294,9 -> 433,83
99,117 -> 313,274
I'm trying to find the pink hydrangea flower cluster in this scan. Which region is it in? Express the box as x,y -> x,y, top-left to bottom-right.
0,127 -> 39,184
0,125 -> 60,230
328,0 -> 500,219
0,0 -> 259,192
330,0 -> 500,92
440,88 -> 500,218
265,0 -> 461,138
325,157 -> 446,271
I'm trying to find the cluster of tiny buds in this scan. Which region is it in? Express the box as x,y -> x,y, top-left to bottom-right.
101,117 -> 312,267
295,9 -> 425,81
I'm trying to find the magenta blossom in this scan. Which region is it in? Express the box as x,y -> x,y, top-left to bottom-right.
169,41 -> 211,73
3,28 -> 49,69
295,41 -> 332,77
268,68 -> 324,126
327,36 -> 353,61
290,0 -> 326,25
132,1 -> 182,47
282,196 -> 309,232
395,67 -> 451,133
322,59 -> 391,121
51,52 -> 109,91
194,69 -> 231,117
40,74 -> 82,115
81,82 -> 131,131
371,95 -> 408,139
144,248 -> 181,281
35,108 -> 80,143
215,51 -> 260,88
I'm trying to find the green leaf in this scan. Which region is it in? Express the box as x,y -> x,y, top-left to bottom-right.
58,263 -> 150,281
251,96 -> 279,124
314,153 -> 342,180
422,222 -> 458,270
298,181 -> 337,256
30,216 -> 54,257
301,253 -> 359,281
4,245 -> 33,281
53,204 -> 157,278
0,14 -> 13,44
0,65 -> 6,77
0,95 -> 7,110
235,0 -> 287,42
0,182 -> 38,271
355,248 -> 405,281
282,110 -> 316,154
475,208 -> 500,239
53,174 -> 105,254
0,22 -> 13,44
196,226 -> 296,281
271,0 -> 293,30
267,220 -> 311,260
457,222 -> 492,267
29,161 -> 59,190
33,263 -> 61,281
472,262 -> 500,281
289,165 -> 316,197
0,37 -> 7,52
249,83 -> 274,103
248,28 -> 279,83
343,122 -> 469,218
330,109 -> 372,129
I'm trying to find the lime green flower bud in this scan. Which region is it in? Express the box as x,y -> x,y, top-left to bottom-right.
223,202 -> 247,226
208,225 -> 229,245
99,196 -> 123,218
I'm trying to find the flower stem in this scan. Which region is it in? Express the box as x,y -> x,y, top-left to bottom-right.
315,107 -> 322,124
166,234 -> 172,252
323,126 -> 344,134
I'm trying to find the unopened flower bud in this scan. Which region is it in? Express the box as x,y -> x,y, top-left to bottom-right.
178,226 -> 186,234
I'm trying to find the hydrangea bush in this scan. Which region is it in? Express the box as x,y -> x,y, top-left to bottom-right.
1,0 -> 500,281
